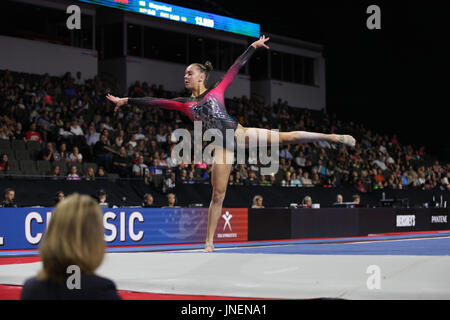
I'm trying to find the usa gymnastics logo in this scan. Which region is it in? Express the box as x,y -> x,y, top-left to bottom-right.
217,211 -> 237,239
223,211 -> 232,231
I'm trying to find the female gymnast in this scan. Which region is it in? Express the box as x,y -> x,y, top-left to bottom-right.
106,35 -> 356,252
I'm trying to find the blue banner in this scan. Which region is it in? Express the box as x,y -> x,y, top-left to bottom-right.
0,208 -> 248,251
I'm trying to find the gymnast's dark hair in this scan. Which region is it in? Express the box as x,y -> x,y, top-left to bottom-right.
192,61 -> 213,85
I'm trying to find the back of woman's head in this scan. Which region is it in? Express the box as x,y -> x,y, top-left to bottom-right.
39,193 -> 105,283
252,195 -> 262,205
192,61 -> 213,85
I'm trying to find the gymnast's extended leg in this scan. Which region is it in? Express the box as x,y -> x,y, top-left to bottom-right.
235,125 -> 356,147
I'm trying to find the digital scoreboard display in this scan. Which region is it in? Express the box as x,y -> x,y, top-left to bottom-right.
78,0 -> 260,38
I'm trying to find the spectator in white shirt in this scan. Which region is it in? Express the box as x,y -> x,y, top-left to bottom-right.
156,127 -> 167,144
69,146 -> 83,163
132,155 -> 148,177
295,151 -> 306,167
85,124 -> 100,146
103,117 -> 113,131
300,172 -> 313,187
70,119 -> 84,136
134,126 -> 146,141
280,145 -> 294,160
127,134 -> 137,148
372,158 -> 387,171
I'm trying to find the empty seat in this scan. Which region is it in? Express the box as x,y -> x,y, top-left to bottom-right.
19,160 -> 38,175
0,140 -> 11,151
12,140 -> 26,150
14,150 -> 30,160
4,169 -> 23,179
8,160 -> 19,171
36,160 -> 52,175
108,173 -> 120,182
26,141 -> 42,159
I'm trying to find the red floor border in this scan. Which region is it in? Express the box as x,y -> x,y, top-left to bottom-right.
0,284 -> 272,300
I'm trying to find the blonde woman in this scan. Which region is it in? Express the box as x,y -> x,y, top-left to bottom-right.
21,193 -> 120,300
252,195 -> 264,208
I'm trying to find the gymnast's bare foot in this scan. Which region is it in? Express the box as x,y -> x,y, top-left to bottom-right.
204,240 -> 214,252
337,134 -> 356,147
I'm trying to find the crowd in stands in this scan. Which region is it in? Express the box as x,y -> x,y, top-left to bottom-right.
1,69 -> 449,193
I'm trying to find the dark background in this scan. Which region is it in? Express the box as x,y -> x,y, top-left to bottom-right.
166,0 -> 450,160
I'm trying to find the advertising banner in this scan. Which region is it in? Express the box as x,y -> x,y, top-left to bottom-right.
0,208 -> 248,251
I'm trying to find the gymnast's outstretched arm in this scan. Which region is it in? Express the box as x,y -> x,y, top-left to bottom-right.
107,94 -> 189,115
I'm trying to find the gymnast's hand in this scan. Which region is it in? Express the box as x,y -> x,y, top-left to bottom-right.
251,35 -> 270,50
106,94 -> 127,112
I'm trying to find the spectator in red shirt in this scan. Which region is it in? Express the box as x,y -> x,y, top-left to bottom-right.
25,123 -> 42,142
0,154 -> 9,172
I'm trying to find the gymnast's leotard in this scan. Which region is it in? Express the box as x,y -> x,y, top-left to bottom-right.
128,45 -> 256,137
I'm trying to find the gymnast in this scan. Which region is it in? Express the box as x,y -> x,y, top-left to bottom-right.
106,35 -> 355,252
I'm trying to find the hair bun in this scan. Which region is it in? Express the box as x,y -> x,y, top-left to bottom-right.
204,61 -> 213,72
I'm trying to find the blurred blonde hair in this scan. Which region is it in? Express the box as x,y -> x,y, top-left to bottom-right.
38,193 -> 105,283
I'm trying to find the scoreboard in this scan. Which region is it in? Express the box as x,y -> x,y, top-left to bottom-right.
78,0 -> 260,38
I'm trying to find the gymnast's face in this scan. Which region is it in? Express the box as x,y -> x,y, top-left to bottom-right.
184,65 -> 205,90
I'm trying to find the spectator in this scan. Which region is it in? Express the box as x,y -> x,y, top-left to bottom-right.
259,175 -> 271,186
68,146 -> 83,163
94,167 -> 106,179
353,194 -> 363,207
25,123 -> 42,142
13,122 -> 25,140
149,159 -> 163,176
336,194 -> 344,204
0,153 -> 9,172
247,171 -> 259,186
84,167 -> 96,181
301,196 -> 312,208
54,191 -> 65,205
132,155 -> 148,178
163,193 -> 180,208
67,165 -> 81,181
69,118 -> 84,136
56,143 -> 69,162
21,193 -> 120,300
94,134 -> 114,172
281,172 -> 292,187
295,151 -> 306,167
142,193 -> 156,208
234,172 -> 244,186
300,172 -> 313,187
2,188 -> 17,207
85,123 -> 100,147
50,165 -> 62,180
114,130 -> 126,149
313,159 -> 327,176
112,146 -> 130,178
163,172 -> 176,192
280,145 -> 294,160
42,142 -> 57,162
290,173 -> 302,187
97,189 -> 109,208
252,195 -> 264,208
178,169 -> 188,184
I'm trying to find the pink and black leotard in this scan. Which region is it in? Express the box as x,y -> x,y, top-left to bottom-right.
128,45 -> 256,137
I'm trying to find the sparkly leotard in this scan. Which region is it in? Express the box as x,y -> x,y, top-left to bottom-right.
128,45 -> 256,137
